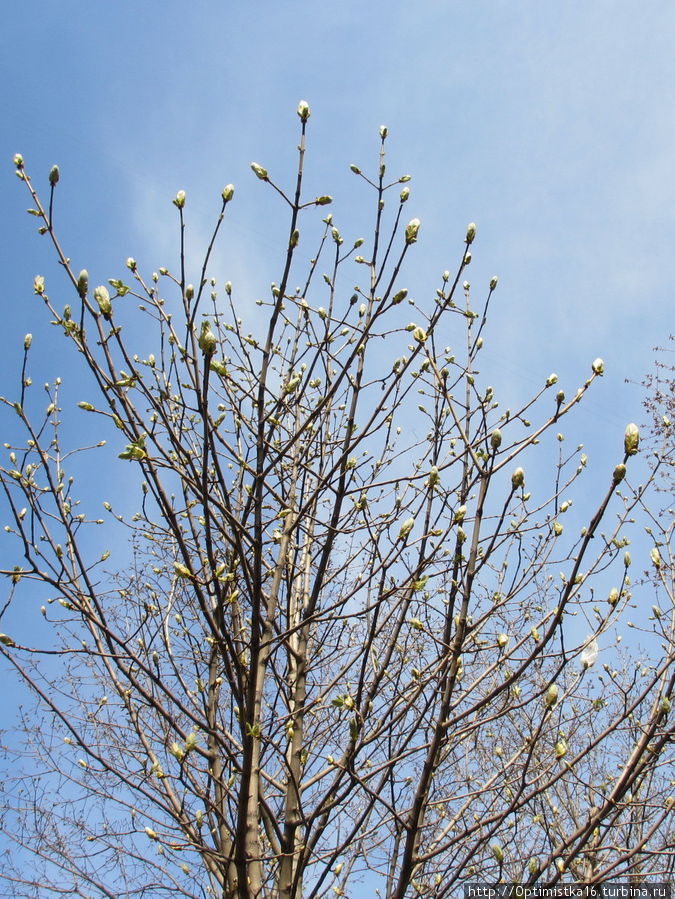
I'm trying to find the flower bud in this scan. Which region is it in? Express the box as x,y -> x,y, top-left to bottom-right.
315,195 -> 332,205
33,275 -> 45,295
489,275 -> 498,290
660,696 -> 672,715
350,164 -> 361,174
379,124 -> 388,139
650,547 -> 662,569
555,738 -> 567,759
511,467 -> 525,489
491,843 -> 504,864
48,164 -> 60,186
624,551 -> 631,568
546,373 -> 558,387
412,326 -> 427,343
591,357 -> 604,375
199,321 -> 217,356
624,422 -> 639,456
613,463 -> 626,484
173,190 -> 186,208
392,288 -> 408,305
221,183 -> 234,202
13,153 -> 24,168
497,633 -> 509,648
93,285 -> 112,318
465,222 -> 477,245
297,100 -> 311,122
250,162 -> 268,181
24,333 -> 32,350
556,389 -> 565,404
185,284 -> 194,301
427,466 -> 440,489
581,638 -> 598,669
545,683 -> 559,708
400,187 -> 410,203
77,269 -> 89,298
405,218 -> 421,245
398,517 -> 415,541
490,429 -> 502,450
553,521 -> 563,536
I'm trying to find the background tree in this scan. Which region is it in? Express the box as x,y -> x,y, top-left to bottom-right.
1,105 -> 673,898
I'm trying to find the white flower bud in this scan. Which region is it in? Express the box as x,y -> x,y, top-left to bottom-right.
297,100 -> 311,122
250,162 -> 268,181
405,218 -> 421,245
545,683 -> 559,708
511,467 -> 525,489
591,357 -> 604,375
624,422 -> 639,456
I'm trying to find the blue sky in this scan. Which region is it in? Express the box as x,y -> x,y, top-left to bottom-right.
4,2 -> 673,448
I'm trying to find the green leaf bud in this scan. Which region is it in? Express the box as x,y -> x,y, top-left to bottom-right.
78,401 -> 95,411
0,633 -> 16,647
489,275 -> 498,290
221,183 -> 234,202
315,195 -> 332,205
392,288 -> 408,305
49,165 -> 60,186
555,738 -> 567,759
13,153 -> 24,168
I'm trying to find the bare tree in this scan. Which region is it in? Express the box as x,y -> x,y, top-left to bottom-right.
1,104 -> 673,898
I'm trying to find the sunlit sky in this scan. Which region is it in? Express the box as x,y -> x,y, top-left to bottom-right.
4,2 -> 674,439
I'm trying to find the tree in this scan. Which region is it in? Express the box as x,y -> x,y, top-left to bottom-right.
1,103 -> 673,898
